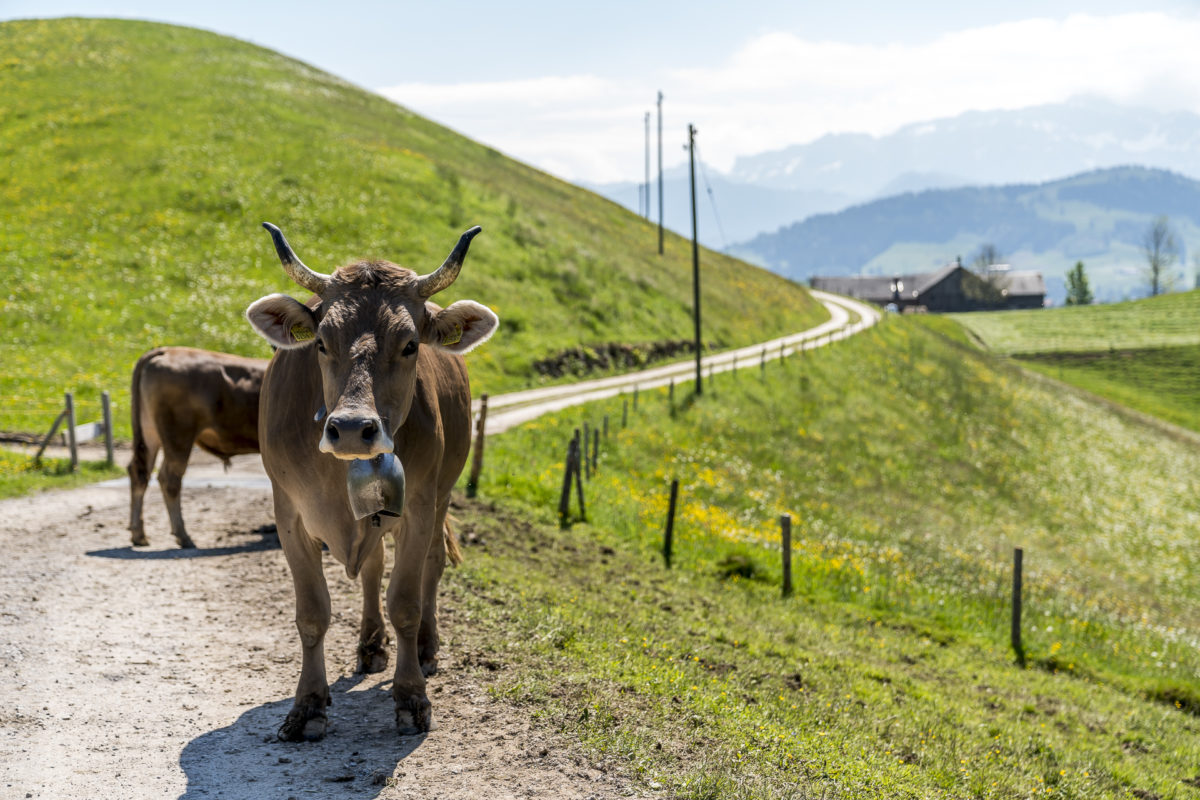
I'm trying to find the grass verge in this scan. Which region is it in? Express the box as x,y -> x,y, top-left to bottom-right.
451,317 -> 1200,798
0,448 -> 123,499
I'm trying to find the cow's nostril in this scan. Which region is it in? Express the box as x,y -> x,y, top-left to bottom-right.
326,422 -> 340,442
362,422 -> 378,442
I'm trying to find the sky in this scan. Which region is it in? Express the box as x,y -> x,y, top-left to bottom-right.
6,1 -> 1200,183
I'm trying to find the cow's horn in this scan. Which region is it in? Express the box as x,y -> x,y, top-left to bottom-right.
417,226 -> 482,298
262,223 -> 331,295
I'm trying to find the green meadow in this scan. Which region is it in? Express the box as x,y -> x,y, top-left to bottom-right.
0,17 -> 824,442
950,290 -> 1200,355
457,316 -> 1200,798
952,290 -> 1200,432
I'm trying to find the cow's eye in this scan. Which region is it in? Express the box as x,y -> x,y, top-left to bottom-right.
401,340 -> 418,357
315,338 -> 327,354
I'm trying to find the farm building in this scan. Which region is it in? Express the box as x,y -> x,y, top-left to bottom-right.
811,263 -> 1045,312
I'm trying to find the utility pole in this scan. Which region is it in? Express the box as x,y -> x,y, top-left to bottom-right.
644,111 -> 651,220
688,123 -> 701,395
657,91 -> 664,255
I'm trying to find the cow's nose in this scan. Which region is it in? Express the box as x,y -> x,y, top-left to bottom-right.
326,415 -> 381,446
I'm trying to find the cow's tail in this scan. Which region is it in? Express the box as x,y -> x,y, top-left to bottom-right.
127,349 -> 157,488
444,514 -> 463,567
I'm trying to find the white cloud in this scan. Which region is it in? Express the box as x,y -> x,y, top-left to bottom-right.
378,12 -> 1200,184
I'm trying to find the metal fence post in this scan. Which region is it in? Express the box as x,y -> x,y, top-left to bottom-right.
663,478 -> 679,568
1012,547 -> 1025,667
781,514 -> 793,597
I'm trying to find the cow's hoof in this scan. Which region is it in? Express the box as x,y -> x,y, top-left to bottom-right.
277,692 -> 331,742
419,657 -> 438,678
174,532 -> 196,549
356,638 -> 389,674
393,694 -> 432,735
278,711 -> 327,742
130,531 -> 149,547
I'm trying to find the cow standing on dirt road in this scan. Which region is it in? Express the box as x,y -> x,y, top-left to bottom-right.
128,346 -> 266,548
245,222 -> 498,741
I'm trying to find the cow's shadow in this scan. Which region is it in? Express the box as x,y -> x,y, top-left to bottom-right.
178,675 -> 423,800
86,526 -> 280,560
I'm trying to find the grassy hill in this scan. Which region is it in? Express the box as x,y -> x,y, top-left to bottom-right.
952,291 -> 1200,432
459,316 -> 1200,798
0,17 -> 825,440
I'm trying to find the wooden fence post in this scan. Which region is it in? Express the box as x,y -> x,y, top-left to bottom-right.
591,428 -> 599,474
603,415 -> 609,440
101,390 -> 114,467
558,436 -> 575,527
572,433 -> 587,522
1012,547 -> 1025,667
781,514 -> 793,597
663,478 -> 679,569
761,347 -> 766,376
64,392 -> 78,472
34,406 -> 69,465
622,398 -> 628,428
732,353 -> 737,378
583,422 -> 591,480
466,393 -> 488,498
633,385 -> 639,411
669,378 -> 674,405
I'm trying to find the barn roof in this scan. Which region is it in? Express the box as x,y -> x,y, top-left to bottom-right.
811,264 -> 1045,303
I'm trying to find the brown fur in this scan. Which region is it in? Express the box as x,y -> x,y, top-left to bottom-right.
247,229 -> 497,742
127,347 -> 267,548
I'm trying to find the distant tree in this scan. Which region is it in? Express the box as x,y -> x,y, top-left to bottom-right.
1065,261 -> 1093,305
963,243 -> 1007,306
1141,215 -> 1179,296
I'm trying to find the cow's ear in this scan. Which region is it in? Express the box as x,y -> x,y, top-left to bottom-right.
246,293 -> 319,349
428,300 -> 498,354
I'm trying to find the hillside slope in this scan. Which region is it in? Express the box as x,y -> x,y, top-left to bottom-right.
0,18 -> 825,437
734,166 -> 1200,303
463,315 -> 1200,797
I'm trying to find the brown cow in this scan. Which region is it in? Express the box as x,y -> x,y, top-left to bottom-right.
128,347 -> 267,548
245,223 -> 497,741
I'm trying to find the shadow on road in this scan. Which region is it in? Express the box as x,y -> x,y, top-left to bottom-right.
86,526 -> 280,560
178,675 -> 423,800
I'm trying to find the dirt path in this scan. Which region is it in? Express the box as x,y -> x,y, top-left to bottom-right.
0,452 -> 640,799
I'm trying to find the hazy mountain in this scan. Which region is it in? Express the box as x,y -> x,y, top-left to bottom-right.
730,97 -> 1200,198
731,166 -> 1200,305
593,98 -> 1200,251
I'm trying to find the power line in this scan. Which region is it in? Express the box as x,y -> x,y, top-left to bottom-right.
693,141 -> 728,251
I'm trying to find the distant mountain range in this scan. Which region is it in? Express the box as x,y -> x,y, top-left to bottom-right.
731,166 -> 1200,304
590,98 -> 1200,283
726,97 -> 1200,198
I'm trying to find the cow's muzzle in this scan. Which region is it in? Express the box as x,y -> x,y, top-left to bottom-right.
320,413 -> 395,459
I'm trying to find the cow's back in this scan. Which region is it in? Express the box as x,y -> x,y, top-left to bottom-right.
138,347 -> 265,458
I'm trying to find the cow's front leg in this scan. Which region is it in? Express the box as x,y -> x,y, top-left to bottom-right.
278,525 -> 332,742
356,538 -> 389,674
387,513 -> 435,734
418,502 -> 451,677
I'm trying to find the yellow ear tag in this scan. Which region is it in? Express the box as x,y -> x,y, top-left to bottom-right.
441,324 -> 463,347
290,324 -> 314,342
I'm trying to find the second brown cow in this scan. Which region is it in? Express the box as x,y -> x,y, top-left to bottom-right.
128,346 -> 267,548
